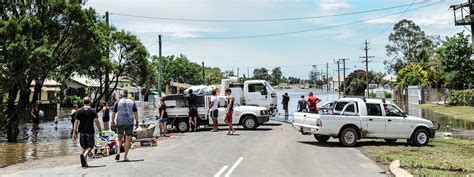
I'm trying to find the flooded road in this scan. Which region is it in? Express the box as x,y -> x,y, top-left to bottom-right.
0,104 -> 159,168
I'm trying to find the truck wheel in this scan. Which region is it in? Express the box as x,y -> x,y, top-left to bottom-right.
412,128 -> 429,147
176,119 -> 189,133
314,135 -> 330,143
339,127 -> 358,147
242,116 -> 257,130
384,139 -> 397,144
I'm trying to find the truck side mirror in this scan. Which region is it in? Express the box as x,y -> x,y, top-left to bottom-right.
260,89 -> 267,96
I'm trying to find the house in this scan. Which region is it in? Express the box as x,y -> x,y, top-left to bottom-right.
331,76 -> 345,91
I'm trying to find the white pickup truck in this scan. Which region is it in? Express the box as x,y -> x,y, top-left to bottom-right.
164,94 -> 271,133
293,98 -> 438,147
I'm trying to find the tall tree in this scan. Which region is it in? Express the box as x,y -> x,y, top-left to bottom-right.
438,32 -> 474,89
270,67 -> 282,85
0,1 -> 102,141
253,68 -> 270,80
344,70 -> 367,96
385,19 -> 438,73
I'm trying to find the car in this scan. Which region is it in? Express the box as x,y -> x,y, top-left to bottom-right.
293,98 -> 438,147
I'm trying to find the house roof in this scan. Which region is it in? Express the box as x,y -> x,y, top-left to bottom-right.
31,79 -> 62,87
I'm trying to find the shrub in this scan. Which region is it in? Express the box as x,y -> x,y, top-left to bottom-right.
369,92 -> 377,98
448,89 -> 474,105
385,91 -> 392,98
65,95 -> 82,107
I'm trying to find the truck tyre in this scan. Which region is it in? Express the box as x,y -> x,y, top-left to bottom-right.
412,128 -> 429,147
176,119 -> 189,133
242,116 -> 257,130
339,127 -> 358,147
314,135 -> 330,143
384,139 -> 397,144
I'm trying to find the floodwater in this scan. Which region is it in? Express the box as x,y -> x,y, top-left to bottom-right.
0,104 -> 159,168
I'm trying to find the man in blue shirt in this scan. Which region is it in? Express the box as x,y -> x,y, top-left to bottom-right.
112,89 -> 138,162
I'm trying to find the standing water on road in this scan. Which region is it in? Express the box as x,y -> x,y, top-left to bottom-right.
0,104 -> 159,168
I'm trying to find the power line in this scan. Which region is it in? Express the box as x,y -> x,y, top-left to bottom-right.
186,1 -> 444,39
371,0 -> 417,41
109,1 -> 430,23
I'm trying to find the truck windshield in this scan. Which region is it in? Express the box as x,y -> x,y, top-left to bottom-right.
265,81 -> 275,93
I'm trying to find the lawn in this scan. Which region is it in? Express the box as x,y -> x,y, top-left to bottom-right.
418,104 -> 474,121
361,138 -> 474,176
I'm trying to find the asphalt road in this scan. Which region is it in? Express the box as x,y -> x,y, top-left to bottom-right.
2,121 -> 387,177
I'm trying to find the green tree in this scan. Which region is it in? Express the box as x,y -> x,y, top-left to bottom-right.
223,70 -> 235,78
270,67 -> 283,85
344,70 -> 367,96
205,67 -> 224,85
288,76 -> 301,84
385,19 -> 438,73
396,63 -> 428,88
253,68 -> 270,80
0,1 -> 103,141
438,32 -> 474,89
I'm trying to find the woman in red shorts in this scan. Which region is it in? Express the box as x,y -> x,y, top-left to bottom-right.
225,88 -> 236,135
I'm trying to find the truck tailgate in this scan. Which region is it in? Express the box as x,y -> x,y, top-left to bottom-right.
293,112 -> 320,127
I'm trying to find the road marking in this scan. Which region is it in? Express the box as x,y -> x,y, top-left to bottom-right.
224,157 -> 244,177
214,165 -> 229,177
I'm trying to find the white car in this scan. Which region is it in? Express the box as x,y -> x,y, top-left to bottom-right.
293,98 -> 438,147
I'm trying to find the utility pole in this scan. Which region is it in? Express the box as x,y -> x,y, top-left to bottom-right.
340,58 -> 349,93
202,61 -> 205,84
326,63 -> 329,92
158,35 -> 163,97
360,40 -> 375,97
451,0 -> 474,57
335,59 -> 341,98
247,67 -> 250,79
312,65 -> 317,89
237,68 -> 240,78
104,11 -> 110,100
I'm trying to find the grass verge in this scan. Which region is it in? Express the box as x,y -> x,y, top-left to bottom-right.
418,104 -> 474,121
360,138 -> 474,176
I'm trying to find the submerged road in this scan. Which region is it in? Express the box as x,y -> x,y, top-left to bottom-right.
3,121 -> 386,177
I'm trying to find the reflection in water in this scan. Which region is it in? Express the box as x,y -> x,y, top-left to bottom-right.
0,104 -> 159,168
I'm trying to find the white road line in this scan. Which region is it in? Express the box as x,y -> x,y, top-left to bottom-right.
214,165 -> 229,177
224,157 -> 244,177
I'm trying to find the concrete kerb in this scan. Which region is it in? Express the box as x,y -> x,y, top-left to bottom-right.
389,160 -> 413,177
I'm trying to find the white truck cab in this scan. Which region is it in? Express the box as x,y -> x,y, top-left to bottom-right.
220,78 -> 278,116
293,98 -> 438,147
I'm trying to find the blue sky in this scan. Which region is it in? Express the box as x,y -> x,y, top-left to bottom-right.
86,0 -> 465,79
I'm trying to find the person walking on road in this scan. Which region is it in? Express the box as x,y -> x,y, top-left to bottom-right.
282,93 -> 290,116
297,95 -> 308,112
208,88 -> 219,132
307,92 -> 321,113
225,88 -> 236,135
70,104 -> 78,135
112,89 -> 139,162
102,101 -> 110,130
158,97 -> 168,136
31,103 -> 40,125
72,97 -> 102,167
187,89 -> 199,132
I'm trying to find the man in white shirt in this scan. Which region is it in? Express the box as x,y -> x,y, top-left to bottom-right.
208,89 -> 219,132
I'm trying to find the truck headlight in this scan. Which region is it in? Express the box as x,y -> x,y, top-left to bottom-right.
316,119 -> 322,127
260,110 -> 268,115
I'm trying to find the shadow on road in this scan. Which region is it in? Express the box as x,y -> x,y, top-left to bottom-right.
298,140 -> 434,148
262,123 -> 283,126
85,165 -> 106,168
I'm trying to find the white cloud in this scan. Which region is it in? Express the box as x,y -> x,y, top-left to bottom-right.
319,0 -> 351,11
120,21 -> 223,38
336,30 -> 354,39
